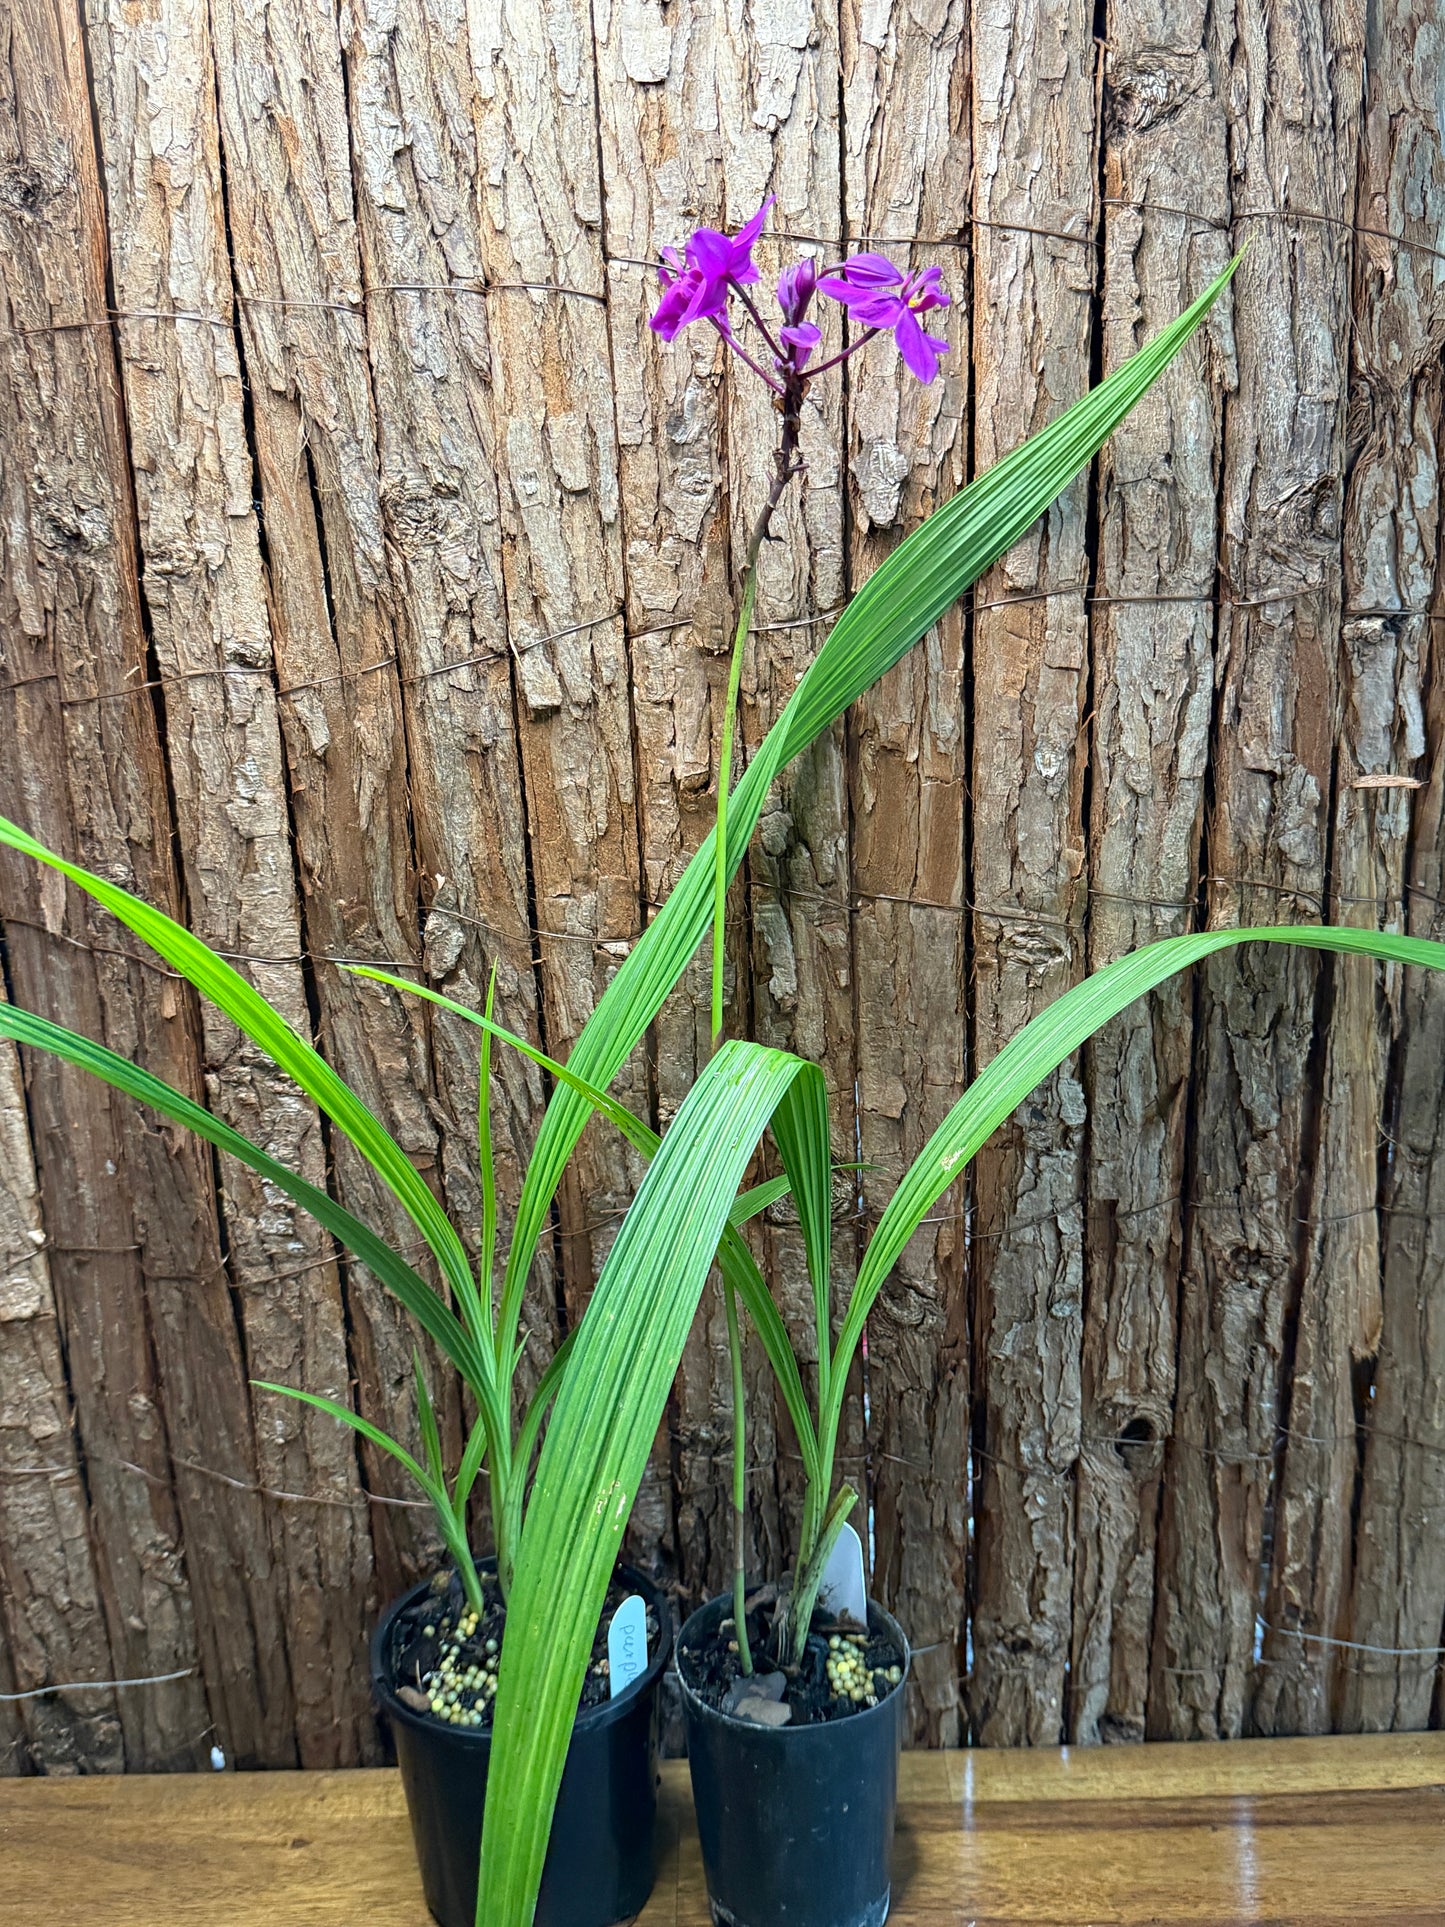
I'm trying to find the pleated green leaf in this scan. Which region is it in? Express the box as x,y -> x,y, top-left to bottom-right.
0,818 -> 509,1445
816,926 -> 1445,1464
0,1001 -> 489,1391
477,1041 -> 827,1923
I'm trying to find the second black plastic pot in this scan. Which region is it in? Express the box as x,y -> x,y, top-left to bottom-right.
677,1591 -> 910,1927
372,1563 -> 673,1927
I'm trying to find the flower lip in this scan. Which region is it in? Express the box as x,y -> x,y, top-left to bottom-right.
905,264 -> 949,314
778,319 -> 822,372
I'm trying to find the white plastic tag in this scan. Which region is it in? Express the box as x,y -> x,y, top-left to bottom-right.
608,1593 -> 648,1699
817,1522 -> 867,1624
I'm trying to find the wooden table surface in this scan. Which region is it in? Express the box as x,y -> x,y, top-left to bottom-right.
1,1733 -> 1440,1924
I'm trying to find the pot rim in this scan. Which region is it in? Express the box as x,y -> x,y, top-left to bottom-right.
371,1558 -> 675,1746
674,1589 -> 911,1739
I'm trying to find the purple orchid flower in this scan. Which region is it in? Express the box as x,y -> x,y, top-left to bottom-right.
817,254 -> 951,383
650,197 -> 774,340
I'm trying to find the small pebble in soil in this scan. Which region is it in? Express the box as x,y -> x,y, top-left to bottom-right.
681,1599 -> 905,1727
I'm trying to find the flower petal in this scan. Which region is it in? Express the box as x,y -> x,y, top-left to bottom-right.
734,195 -> 775,250
688,227 -> 736,276
650,276 -> 695,338
848,292 -> 907,328
776,257 -> 818,323
893,305 -> 945,382
677,271 -> 727,329
838,251 -> 905,287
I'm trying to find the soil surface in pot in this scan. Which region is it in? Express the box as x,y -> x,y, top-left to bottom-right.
678,1591 -> 905,1727
383,1568 -> 661,1733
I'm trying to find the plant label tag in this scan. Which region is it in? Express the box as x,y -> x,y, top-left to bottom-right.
608,1594 -> 648,1699
817,1522 -> 867,1624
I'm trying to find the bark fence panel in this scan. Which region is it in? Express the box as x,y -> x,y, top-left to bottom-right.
0,0 -> 1441,1769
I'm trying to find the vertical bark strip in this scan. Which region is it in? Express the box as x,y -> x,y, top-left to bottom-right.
967,0 -> 1098,1746
1254,58 -> 1442,1721
0,0 -> 293,1769
0,1017 -> 122,1773
1345,778 -> 1445,1731
337,0 -> 554,1441
0,1614 -> 24,1776
207,0 -> 453,1592
463,0 -> 644,1322
1073,1 -> 1233,1746
840,0 -> 971,1744
1336,0 -> 1445,1734
1149,0 -> 1363,1741
82,0 -> 378,1766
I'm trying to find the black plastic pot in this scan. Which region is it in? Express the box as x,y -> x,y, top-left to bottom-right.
371,1563 -> 673,1927
678,1592 -> 910,1927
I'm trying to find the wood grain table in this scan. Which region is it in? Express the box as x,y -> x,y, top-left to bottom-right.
1,1733 -> 1440,1923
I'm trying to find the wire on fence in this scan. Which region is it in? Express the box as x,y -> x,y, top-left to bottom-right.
4,197 -> 1442,353
8,845 -> 1444,980
4,577 -> 1436,722
0,1668 -> 197,1704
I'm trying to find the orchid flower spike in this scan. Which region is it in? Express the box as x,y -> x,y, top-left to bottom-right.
817,254 -> 951,383
650,198 -> 774,341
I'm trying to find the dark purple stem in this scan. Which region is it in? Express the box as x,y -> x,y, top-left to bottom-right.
730,281 -> 787,362
805,326 -> 882,379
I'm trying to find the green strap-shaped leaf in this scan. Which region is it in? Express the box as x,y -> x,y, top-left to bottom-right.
477,1041 -> 827,1924
715,1219 -> 819,1487
498,257 -> 1241,1363
351,964 -> 820,1480
0,1002 -> 490,1392
347,963 -> 660,1166
414,1353 -> 445,1491
255,1379 -> 485,1616
497,1329 -> 577,1565
477,968 -> 500,1342
255,1380 -> 436,1496
0,818 -> 507,1442
731,1174 -> 792,1224
814,925 -> 1445,1470
454,1411 -> 491,1524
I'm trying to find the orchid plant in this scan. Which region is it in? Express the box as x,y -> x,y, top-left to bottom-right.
651,204 -> 956,1667
0,214 -> 1346,1927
